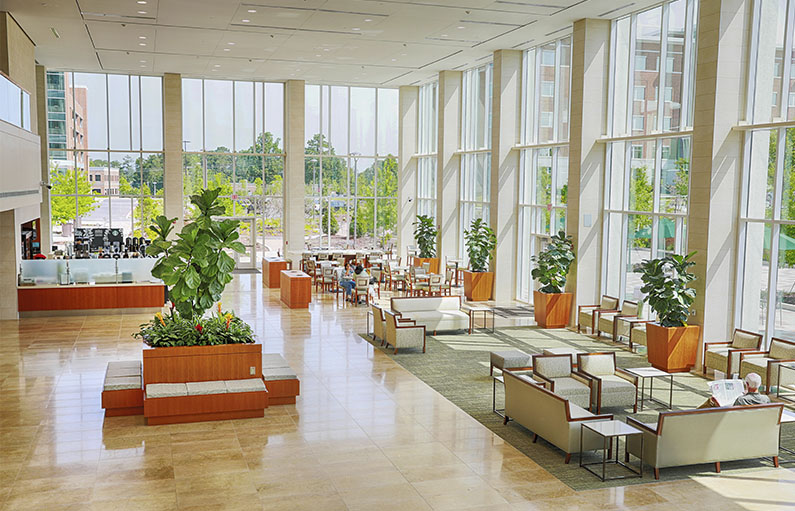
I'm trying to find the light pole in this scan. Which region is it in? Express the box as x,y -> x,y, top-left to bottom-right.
350,152 -> 360,247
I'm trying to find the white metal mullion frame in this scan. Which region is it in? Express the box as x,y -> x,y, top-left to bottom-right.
651,139 -> 663,257
779,3 -> 794,120
201,80 -> 207,185
552,40 -> 561,143
657,2 -> 669,134
137,76 -> 145,226
735,129 -> 754,331
766,127 -> 787,341
374,90 -> 379,245
550,147 -> 559,235
626,14 -> 638,136
231,82 -> 237,215
606,20 -> 618,138
533,49 -> 542,143
680,0 -> 695,129
619,141 -> 632,300
744,1 -> 762,123
520,50 -> 529,145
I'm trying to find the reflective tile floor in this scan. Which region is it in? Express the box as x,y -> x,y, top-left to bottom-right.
1,274 -> 794,510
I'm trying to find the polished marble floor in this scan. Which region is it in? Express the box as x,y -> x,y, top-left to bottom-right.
1,274 -> 794,511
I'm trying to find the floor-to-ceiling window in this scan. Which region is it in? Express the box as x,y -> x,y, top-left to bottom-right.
304,85 -> 398,250
181,79 -> 284,256
47,71 -> 163,250
737,0 -> 795,343
516,37 -> 572,302
601,0 -> 698,302
460,63 -> 493,257
417,82 -> 438,218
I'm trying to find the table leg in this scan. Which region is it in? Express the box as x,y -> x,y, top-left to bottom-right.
639,377 -> 645,412
669,375 -> 674,409
649,375 -> 654,408
602,435 -> 607,481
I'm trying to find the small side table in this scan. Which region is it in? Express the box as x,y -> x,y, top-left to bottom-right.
780,408 -> 795,459
466,305 -> 495,333
776,363 -> 795,404
624,367 -> 674,411
580,420 -> 643,481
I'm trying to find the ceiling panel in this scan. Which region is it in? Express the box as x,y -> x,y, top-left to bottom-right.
86,21 -> 158,52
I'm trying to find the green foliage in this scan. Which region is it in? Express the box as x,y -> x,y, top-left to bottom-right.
639,251 -> 697,328
134,307 -> 254,347
321,205 -> 339,235
630,166 -> 653,247
149,188 -> 246,320
531,230 -> 575,294
413,215 -> 438,258
49,164 -> 100,226
464,218 -> 496,272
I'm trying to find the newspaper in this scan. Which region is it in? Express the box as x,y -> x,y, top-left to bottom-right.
708,379 -> 746,407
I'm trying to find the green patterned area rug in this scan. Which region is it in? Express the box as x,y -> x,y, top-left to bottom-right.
360,326 -> 794,490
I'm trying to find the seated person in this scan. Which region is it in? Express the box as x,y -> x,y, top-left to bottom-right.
339,264 -> 369,298
698,372 -> 770,408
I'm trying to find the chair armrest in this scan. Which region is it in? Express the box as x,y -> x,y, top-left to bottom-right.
704,341 -> 732,349
770,358 -> 795,365
626,416 -> 658,435
396,318 -> 416,325
740,350 -> 770,361
571,372 -> 592,387
576,370 -> 600,384
615,368 -> 638,385
570,413 -> 614,422
577,304 -> 600,314
532,373 -> 553,390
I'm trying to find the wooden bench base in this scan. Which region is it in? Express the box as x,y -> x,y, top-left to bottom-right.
102,388 -> 144,417
265,379 -> 300,405
144,390 -> 268,425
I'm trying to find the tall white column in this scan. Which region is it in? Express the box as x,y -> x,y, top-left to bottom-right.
35,64 -> 51,254
490,50 -> 522,301
163,73 -> 183,231
567,19 -> 611,323
436,71 -> 462,262
283,80 -> 305,263
687,0 -> 751,353
398,86 -> 418,258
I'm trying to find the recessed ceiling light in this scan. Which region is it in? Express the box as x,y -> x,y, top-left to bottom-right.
315,54 -> 320,57
140,65 -> 146,68
138,36 -> 146,39
138,42 -> 146,46
223,48 -> 230,51
214,64 -> 220,67
457,25 -> 465,29
441,34 -> 448,37
227,42 -> 235,45
364,18 -> 372,22
391,58 -> 396,61
139,60 -> 146,63
323,48 -> 330,51
137,11 -> 147,14
242,19 -> 250,22
137,0 -> 147,4
352,27 -> 360,31
248,9 -> 256,13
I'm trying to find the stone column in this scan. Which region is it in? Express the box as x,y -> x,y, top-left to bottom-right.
687,0 -> 751,351
398,86 -> 418,258
566,19 -> 611,324
35,64 -> 51,254
283,80 -> 305,263
490,50 -> 522,301
436,71 -> 462,262
163,73 -> 183,232
0,210 -> 20,319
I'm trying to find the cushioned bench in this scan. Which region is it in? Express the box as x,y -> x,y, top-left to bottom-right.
261,353 -> 300,405
101,361 -> 144,417
143,378 -> 268,425
390,296 -> 469,334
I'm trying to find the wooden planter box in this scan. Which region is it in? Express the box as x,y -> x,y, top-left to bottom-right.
412,257 -> 440,274
463,270 -> 494,301
142,343 -> 262,385
646,322 -> 701,373
533,290 -> 573,329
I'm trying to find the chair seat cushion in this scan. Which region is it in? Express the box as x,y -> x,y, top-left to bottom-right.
186,381 -> 227,396
106,360 -> 141,378
104,376 -> 141,391
600,375 -> 636,392
146,383 -> 188,398
225,379 -> 267,393
705,348 -> 730,369
550,377 -> 590,394
262,353 -> 289,369
262,367 -> 297,381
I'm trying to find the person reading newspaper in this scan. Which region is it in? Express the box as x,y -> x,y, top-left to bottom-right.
697,373 -> 770,408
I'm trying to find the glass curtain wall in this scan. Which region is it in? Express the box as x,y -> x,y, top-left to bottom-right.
737,0 -> 795,344
516,37 -> 572,302
304,85 -> 399,250
181,79 -> 284,256
601,0 -> 698,303
417,81 -> 438,218
460,63 -> 493,257
46,71 -> 164,251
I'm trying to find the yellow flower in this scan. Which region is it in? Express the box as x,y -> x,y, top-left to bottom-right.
217,302 -> 222,315
224,312 -> 233,329
155,312 -> 165,327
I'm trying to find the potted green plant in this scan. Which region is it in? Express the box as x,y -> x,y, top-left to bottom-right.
134,188 -> 255,349
412,214 -> 440,273
462,218 -> 496,301
639,252 -> 699,373
531,230 -> 575,328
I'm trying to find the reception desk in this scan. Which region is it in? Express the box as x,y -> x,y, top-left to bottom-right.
17,282 -> 166,314
280,270 -> 311,309
262,257 -> 290,288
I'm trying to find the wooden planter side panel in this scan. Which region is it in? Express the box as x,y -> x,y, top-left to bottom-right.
533,291 -> 573,329
463,271 -> 494,301
144,391 -> 268,425
102,388 -> 144,417
413,257 -> 440,274
265,379 -> 301,405
142,344 -> 262,385
646,323 -> 700,373
262,258 -> 289,288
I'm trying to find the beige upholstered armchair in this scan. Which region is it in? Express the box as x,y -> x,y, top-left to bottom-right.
628,321 -> 652,352
384,310 -> 426,354
577,352 -> 638,413
739,338 -> 795,393
531,354 -> 592,409
371,304 -> 386,346
703,328 -> 763,376
596,300 -> 640,342
577,295 -> 619,334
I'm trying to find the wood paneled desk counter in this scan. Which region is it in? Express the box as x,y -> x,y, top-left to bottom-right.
280,270 -> 311,309
17,282 -> 166,315
262,257 -> 290,288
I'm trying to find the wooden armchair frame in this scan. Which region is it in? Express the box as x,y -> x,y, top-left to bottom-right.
577,295 -> 620,334
576,351 -> 638,414
702,328 -> 763,375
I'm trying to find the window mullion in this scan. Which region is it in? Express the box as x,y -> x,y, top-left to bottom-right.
656,2 -> 669,133
626,14 -> 638,135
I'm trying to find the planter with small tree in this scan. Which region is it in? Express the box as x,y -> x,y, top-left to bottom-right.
412,214 -> 440,274
531,230 -> 575,329
462,218 -> 497,301
639,252 -> 699,373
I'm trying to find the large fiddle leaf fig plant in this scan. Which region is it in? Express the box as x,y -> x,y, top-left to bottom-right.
531,230 -> 575,294
413,214 -> 438,258
148,188 -> 246,319
464,218 -> 496,272
639,252 -> 697,328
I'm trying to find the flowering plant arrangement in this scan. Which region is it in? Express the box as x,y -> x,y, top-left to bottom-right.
135,302 -> 254,347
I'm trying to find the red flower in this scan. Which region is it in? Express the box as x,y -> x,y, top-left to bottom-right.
195,324 -> 203,332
